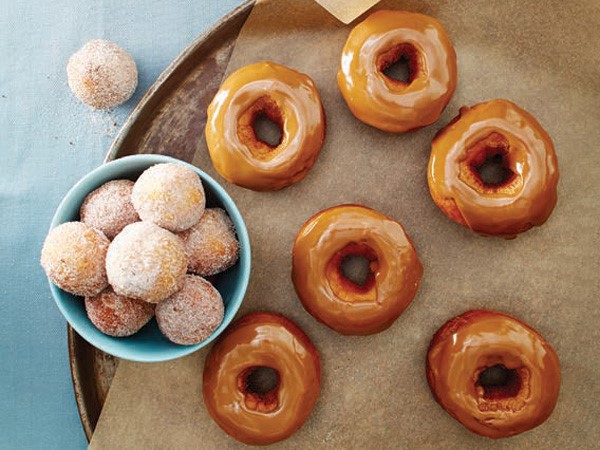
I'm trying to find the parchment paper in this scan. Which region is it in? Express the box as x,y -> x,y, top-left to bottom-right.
313,0 -> 382,24
90,0 -> 600,448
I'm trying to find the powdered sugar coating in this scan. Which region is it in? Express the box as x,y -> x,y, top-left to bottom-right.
178,208 -> 240,276
80,179 -> 139,240
85,286 -> 154,337
41,222 -> 109,297
155,275 -> 224,345
132,163 -> 206,232
106,222 -> 187,303
67,39 -> 138,110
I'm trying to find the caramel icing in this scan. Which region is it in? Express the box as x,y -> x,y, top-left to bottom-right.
292,205 -> 423,335
206,61 -> 325,191
426,310 -> 561,439
203,312 -> 321,445
337,10 -> 457,132
428,99 -> 559,237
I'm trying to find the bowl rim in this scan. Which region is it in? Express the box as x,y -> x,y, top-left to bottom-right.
47,154 -> 251,362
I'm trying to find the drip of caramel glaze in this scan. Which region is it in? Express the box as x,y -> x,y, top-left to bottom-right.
206,61 -> 326,191
292,204 -> 423,335
337,10 -> 457,133
426,310 -> 561,439
202,312 -> 321,446
428,99 -> 559,237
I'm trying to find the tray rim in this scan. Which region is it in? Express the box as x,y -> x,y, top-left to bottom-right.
68,0 -> 254,441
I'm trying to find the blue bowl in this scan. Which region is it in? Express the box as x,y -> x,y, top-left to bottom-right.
48,154 -> 251,362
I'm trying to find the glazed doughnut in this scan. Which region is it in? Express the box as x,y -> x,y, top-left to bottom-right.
337,10 -> 457,132
203,312 -> 320,445
426,310 -> 561,439
428,99 -> 559,237
205,61 -> 326,191
292,205 -> 423,335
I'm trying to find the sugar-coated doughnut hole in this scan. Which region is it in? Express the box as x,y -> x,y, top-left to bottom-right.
155,275 -> 224,345
106,222 -> 187,303
132,163 -> 206,232
80,179 -> 139,240
66,39 -> 138,110
85,286 -> 154,337
41,222 -> 109,297
178,208 -> 240,277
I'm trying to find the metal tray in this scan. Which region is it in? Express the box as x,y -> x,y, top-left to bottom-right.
68,1 -> 254,440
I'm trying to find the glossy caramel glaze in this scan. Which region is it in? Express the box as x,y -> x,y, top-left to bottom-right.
428,99 -> 559,237
206,61 -> 325,191
202,312 -> 321,446
337,10 -> 457,133
426,310 -> 561,439
292,205 -> 423,335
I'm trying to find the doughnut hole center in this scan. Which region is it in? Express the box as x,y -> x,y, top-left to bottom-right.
341,254 -> 372,286
378,43 -> 421,85
477,364 -> 521,399
460,132 -> 522,195
326,243 -> 378,303
238,96 -> 284,160
238,366 -> 280,413
254,114 -> 283,147
475,364 -> 530,412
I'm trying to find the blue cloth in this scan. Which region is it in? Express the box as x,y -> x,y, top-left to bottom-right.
0,1 -> 244,448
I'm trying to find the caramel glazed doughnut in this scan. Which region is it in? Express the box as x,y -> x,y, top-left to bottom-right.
337,10 -> 457,132
427,310 -> 561,439
206,61 -> 326,191
203,312 -> 320,445
292,205 -> 423,335
428,99 -> 559,237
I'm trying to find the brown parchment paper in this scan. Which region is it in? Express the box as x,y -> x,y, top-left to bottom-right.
90,0 -> 600,448
313,0 -> 382,24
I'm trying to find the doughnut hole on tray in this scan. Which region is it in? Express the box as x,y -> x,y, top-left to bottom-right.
106,222 -> 187,303
156,275 -> 224,345
41,221 -> 109,297
85,286 -> 154,337
80,179 -> 139,240
178,208 -> 240,277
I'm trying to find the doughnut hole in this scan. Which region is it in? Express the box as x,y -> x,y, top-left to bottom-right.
66,39 -> 138,110
132,163 -> 206,233
378,43 -> 425,87
178,208 -> 240,277
80,179 -> 139,240
459,132 -> 524,195
106,222 -> 187,303
326,243 -> 378,302
41,222 -> 109,297
475,364 -> 531,412
237,96 -> 284,160
85,287 -> 154,337
237,366 -> 281,413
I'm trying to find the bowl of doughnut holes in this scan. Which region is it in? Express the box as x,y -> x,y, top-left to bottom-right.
41,154 -> 251,362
